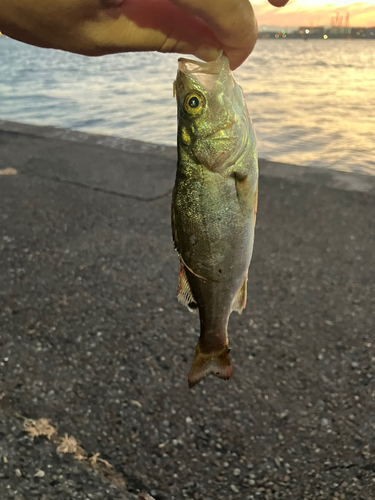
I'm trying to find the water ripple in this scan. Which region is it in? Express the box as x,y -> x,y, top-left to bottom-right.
0,38 -> 374,175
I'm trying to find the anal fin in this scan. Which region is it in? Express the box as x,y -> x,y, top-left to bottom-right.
177,263 -> 198,313
231,276 -> 247,314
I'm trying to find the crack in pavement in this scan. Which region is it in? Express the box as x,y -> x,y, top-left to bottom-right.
326,461 -> 374,472
20,172 -> 174,202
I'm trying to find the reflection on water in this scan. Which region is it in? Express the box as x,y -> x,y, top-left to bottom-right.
0,38 -> 374,174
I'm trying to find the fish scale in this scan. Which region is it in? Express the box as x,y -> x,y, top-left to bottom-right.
172,54 -> 258,388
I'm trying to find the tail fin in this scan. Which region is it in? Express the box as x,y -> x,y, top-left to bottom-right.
188,342 -> 233,389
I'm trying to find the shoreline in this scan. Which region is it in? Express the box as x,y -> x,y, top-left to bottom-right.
1,119 -> 374,196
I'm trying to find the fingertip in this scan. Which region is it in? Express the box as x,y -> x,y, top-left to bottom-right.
268,0 -> 290,7
227,50 -> 253,71
194,45 -> 222,63
227,27 -> 258,70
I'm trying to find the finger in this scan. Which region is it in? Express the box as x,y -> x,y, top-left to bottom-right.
267,0 -> 290,6
86,0 -> 222,61
168,0 -> 258,70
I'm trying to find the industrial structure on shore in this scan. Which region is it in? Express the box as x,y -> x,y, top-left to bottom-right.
259,27 -> 374,40
259,13 -> 374,40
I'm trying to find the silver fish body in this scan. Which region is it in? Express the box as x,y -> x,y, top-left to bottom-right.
172,55 -> 258,387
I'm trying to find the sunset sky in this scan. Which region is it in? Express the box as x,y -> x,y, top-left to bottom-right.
253,1 -> 375,27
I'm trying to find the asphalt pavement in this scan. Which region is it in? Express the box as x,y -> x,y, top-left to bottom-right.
0,121 -> 375,500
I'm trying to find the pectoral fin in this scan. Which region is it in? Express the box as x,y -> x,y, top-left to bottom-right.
231,276 -> 247,314
177,264 -> 198,313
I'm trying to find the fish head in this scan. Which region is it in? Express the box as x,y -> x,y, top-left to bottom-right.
174,55 -> 251,173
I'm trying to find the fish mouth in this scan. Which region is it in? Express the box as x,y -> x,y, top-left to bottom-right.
178,55 -> 230,90
178,54 -> 227,76
209,132 -> 235,142
204,120 -> 236,141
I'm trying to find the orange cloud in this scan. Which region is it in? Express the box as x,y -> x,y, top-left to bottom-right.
253,1 -> 375,27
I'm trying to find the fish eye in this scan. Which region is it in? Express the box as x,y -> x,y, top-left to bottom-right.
184,92 -> 204,116
188,96 -> 199,108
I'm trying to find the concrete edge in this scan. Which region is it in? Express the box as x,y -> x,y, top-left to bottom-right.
0,119 -> 177,160
1,120 -> 375,196
258,159 -> 375,196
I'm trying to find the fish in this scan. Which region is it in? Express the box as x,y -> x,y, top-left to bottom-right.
171,54 -> 258,388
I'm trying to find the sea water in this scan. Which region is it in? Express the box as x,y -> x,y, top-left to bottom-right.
0,37 -> 374,175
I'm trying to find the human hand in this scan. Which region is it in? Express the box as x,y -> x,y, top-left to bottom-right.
0,0 -> 290,70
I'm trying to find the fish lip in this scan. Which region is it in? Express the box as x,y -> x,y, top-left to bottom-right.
203,120 -> 236,140
208,133 -> 235,142
177,57 -> 225,76
178,57 -> 208,65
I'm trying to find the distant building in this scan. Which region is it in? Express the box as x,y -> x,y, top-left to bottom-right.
328,26 -> 352,37
328,27 -> 375,38
296,27 -> 325,38
257,26 -> 375,40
